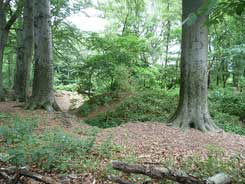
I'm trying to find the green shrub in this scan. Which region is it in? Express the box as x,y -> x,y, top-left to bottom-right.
0,114 -> 98,172
98,137 -> 123,157
29,130 -> 97,172
0,114 -> 127,173
0,115 -> 38,144
83,90 -> 178,128
179,149 -> 244,184
209,91 -> 245,120
211,112 -> 245,135
78,92 -> 120,116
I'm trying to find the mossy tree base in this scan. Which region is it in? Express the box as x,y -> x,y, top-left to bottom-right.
25,97 -> 60,112
168,111 -> 220,132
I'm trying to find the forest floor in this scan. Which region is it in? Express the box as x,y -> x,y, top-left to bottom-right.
0,91 -> 244,183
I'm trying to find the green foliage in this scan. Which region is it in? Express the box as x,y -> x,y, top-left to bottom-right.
0,114 -> 38,145
0,114 -> 96,172
78,92 -> 121,116
178,150 -> 244,184
53,23 -> 83,87
210,0 -> 245,23
30,130 -> 96,172
209,91 -> 245,121
83,90 -> 178,128
98,137 -> 122,158
77,33 -> 147,97
0,113 -> 129,173
55,83 -> 78,91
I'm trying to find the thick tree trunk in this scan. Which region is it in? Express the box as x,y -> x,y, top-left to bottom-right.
168,0 -> 218,132
14,0 -> 34,102
26,0 -> 58,111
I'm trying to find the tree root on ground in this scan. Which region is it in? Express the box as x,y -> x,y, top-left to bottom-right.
109,161 -> 231,184
168,112 -> 221,133
0,166 -> 59,184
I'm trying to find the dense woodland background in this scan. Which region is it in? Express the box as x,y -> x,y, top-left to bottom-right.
0,0 -> 244,183
0,0 -> 244,129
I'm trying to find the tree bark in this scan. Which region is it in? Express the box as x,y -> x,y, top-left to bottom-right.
164,1 -> 171,66
7,54 -> 13,87
0,1 -> 8,101
168,0 -> 218,132
26,0 -> 58,111
14,0 -> 34,102
0,0 -> 23,101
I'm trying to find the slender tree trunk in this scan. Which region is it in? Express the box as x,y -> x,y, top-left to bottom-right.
0,33 -> 7,100
14,0 -> 34,102
26,0 -> 58,111
165,1 -> 171,66
0,0 -> 23,101
0,2 -> 7,100
168,0 -> 218,132
8,52 -> 13,87
232,74 -> 239,90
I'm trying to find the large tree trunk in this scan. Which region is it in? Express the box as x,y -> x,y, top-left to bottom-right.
14,0 -> 34,102
26,0 -> 58,111
168,0 -> 218,132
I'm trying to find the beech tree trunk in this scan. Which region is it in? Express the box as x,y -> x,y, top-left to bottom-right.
0,1 -> 8,101
0,31 -> 7,101
164,1 -> 171,66
0,0 -> 23,101
14,0 -> 34,102
26,0 -> 57,111
168,0 -> 218,132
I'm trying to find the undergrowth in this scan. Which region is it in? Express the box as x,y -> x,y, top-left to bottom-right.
79,89 -> 245,135
154,146 -> 244,184
105,146 -> 244,184
0,113 -> 123,173
0,113 -> 244,183
81,90 -> 178,128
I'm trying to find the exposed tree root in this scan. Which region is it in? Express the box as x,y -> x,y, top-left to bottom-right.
0,166 -> 59,184
168,110 -> 221,133
110,161 -> 231,184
